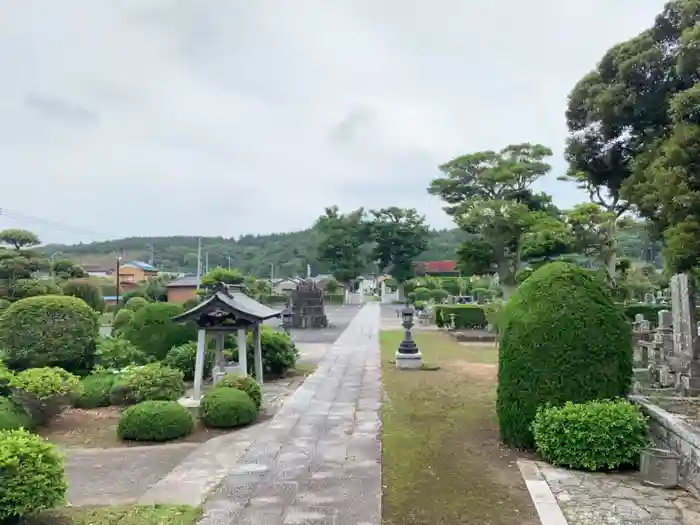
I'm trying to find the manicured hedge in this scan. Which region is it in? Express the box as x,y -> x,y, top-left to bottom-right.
497,262 -> 633,449
118,400 -> 193,442
200,387 -> 257,428
434,305 -> 487,329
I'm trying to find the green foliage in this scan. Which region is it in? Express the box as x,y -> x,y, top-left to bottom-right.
240,327 -> 299,377
61,279 -> 105,312
620,304 -> 670,325
112,308 -> 134,332
0,295 -> 98,373
324,293 -> 344,304
122,302 -> 197,361
9,367 -> 82,425
497,262 -> 633,449
182,297 -> 201,310
0,397 -> 32,430
6,278 -> 62,301
51,259 -> 87,279
0,362 -> 13,396
125,296 -> 148,312
201,267 -> 245,287
482,302 -> 503,333
0,428 -> 67,521
200,387 -> 258,428
434,305 -> 487,329
0,229 -> 40,250
109,363 -> 185,406
472,287 -> 496,302
515,268 -> 534,284
532,400 -> 648,471
366,207 -> 430,283
410,287 -> 432,302
117,401 -> 193,442
214,373 -> 262,409
73,374 -> 116,409
95,336 -> 150,370
315,206 -> 369,285
163,342 -> 214,381
429,288 -> 449,303
0,299 -> 9,311
325,279 -> 341,293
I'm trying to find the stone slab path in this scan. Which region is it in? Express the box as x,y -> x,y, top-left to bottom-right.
536,461 -> 700,524
198,303 -> 381,525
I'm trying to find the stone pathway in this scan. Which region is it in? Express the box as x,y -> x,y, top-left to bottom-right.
198,303 -> 381,525
536,461 -> 700,524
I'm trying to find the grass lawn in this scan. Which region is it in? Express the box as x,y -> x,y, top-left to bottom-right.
380,331 -> 538,525
21,504 -> 200,525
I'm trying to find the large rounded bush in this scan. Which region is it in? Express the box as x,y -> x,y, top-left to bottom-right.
125,296 -> 148,312
0,429 -> 67,521
0,397 -> 32,430
118,400 -> 194,442
497,262 -> 633,449
200,387 -> 257,429
109,363 -> 185,406
74,374 -> 116,409
163,342 -> 214,381
532,400 -> 648,471
95,336 -> 149,370
241,327 -> 299,377
112,308 -> 134,332
0,295 -> 99,373
122,303 -> 197,361
10,367 -> 82,425
61,279 -> 105,312
214,373 -> 262,409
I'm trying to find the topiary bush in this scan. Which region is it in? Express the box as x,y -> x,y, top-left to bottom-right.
73,374 -> 116,409
0,295 -> 99,374
0,429 -> 67,521
240,326 -> 299,377
122,302 -> 197,361
497,261 -> 633,449
532,399 -> 648,471
125,296 -> 148,312
430,288 -> 449,303
61,279 -> 105,312
200,387 -> 258,428
95,336 -> 150,370
9,367 -> 82,425
117,400 -> 193,442
112,308 -> 134,332
0,397 -> 32,430
163,342 -> 214,381
109,363 -> 185,406
434,304 -> 487,329
214,373 -> 262,409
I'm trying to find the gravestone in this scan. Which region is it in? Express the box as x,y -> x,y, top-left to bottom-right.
670,274 -> 700,396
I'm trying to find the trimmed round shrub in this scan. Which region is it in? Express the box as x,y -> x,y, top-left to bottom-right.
0,429 -> 67,521
109,363 -> 185,406
532,399 -> 648,471
95,336 -> 149,370
214,373 -> 262,409
117,400 -> 194,442
74,374 -> 116,409
0,295 -> 99,373
430,288 -> 449,303
409,287 -> 432,302
200,387 -> 257,428
240,326 -> 299,377
497,261 -> 633,449
61,279 -> 105,312
163,342 -> 214,381
9,367 -> 82,425
125,296 -> 148,312
122,303 -> 197,361
0,397 -> 32,430
112,308 -> 134,332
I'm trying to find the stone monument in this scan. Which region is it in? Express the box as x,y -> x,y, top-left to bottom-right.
289,279 -> 328,329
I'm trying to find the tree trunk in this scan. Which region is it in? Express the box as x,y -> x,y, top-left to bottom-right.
605,215 -> 617,288
495,245 -> 516,299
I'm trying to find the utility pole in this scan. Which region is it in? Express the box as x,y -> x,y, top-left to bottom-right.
115,250 -> 123,304
148,243 -> 155,266
195,237 -> 202,292
205,252 -> 209,273
270,263 -> 274,282
228,256 -> 232,270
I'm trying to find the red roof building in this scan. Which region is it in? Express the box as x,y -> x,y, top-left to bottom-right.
414,260 -> 458,275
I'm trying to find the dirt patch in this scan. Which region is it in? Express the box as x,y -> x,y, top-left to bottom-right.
39,407 -> 236,448
451,360 -> 498,381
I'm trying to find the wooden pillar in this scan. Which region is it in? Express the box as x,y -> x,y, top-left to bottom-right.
193,329 -> 207,400
213,332 -> 225,382
237,327 -> 247,378
253,323 -> 263,385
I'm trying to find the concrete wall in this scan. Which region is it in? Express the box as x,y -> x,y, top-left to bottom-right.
631,395 -> 700,496
167,286 -> 197,304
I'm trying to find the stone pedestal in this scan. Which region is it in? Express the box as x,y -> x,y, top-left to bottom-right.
395,351 -> 422,369
177,396 -> 201,417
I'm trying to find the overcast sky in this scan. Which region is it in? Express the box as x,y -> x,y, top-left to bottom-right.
0,0 -> 668,244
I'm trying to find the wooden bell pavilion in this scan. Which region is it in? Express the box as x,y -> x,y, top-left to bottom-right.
172,282 -> 283,404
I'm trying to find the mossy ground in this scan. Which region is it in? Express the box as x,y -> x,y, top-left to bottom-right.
380,331 -> 538,525
21,504 -> 200,525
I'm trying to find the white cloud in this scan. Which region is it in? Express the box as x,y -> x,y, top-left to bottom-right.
0,0 -> 669,244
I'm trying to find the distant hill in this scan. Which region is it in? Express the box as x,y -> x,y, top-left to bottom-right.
42,229 -> 467,278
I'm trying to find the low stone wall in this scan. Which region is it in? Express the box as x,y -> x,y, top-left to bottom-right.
630,395 -> 700,496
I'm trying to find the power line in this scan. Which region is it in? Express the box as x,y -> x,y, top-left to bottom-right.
0,207 -> 115,239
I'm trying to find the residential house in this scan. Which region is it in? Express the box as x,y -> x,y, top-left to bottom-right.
166,275 -> 199,304
118,261 -> 158,291
414,260 -> 458,277
83,264 -> 114,278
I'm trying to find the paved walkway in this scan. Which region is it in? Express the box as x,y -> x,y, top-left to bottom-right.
198,303 -> 381,525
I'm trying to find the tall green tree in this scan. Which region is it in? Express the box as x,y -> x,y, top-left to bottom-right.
0,229 -> 39,250
315,206 -> 369,289
366,207 -> 430,296
430,143 -> 554,285
0,229 -> 49,300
